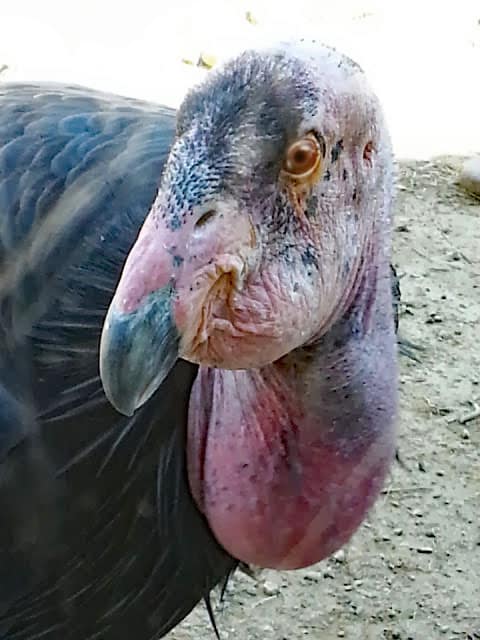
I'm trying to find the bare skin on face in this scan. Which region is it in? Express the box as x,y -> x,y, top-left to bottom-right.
187,246 -> 397,569
116,44 -> 389,367
105,41 -> 397,568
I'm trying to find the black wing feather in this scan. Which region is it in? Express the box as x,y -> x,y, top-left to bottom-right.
0,83 -> 235,639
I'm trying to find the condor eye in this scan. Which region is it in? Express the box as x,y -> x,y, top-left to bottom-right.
283,133 -> 322,179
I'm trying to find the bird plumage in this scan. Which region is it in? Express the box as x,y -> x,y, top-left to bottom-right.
0,83 -> 234,640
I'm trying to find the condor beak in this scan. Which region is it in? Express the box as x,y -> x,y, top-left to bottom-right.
99,285 -> 179,416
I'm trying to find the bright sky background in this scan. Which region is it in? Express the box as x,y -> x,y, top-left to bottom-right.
1,0 -> 479,159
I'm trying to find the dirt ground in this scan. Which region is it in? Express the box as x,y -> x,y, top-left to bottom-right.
167,160 -> 480,640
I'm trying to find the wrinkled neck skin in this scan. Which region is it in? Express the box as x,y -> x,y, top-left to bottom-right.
187,252 -> 398,570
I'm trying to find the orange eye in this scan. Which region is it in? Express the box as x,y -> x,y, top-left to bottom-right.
283,134 -> 321,178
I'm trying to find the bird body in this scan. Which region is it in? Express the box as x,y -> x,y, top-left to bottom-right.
0,42 -> 398,639
0,84 -> 234,639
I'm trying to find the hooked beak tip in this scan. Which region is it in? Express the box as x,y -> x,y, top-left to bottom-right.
99,286 -> 179,415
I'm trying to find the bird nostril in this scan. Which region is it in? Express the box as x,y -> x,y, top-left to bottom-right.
195,210 -> 217,229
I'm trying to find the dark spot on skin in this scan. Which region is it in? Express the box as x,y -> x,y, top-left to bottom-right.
352,188 -> 357,201
331,139 -> 344,163
278,244 -> 296,264
167,215 -> 182,231
343,168 -> 348,180
323,169 -> 331,181
341,260 -> 351,279
306,194 -> 318,219
302,245 -> 318,269
172,255 -> 184,267
293,282 -> 299,292
257,103 -> 285,141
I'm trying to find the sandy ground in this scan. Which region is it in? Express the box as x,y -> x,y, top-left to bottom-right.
1,1 -> 479,639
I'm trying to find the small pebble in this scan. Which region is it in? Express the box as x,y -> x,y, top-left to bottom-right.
262,581 -> 280,596
461,428 -> 470,440
416,546 -> 434,554
394,527 -> 403,536
337,631 -> 345,637
448,250 -> 462,261
303,571 -> 323,582
426,313 -> 443,324
334,549 -> 346,563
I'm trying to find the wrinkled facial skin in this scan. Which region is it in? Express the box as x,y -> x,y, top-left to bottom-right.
112,45 -> 390,372
99,42 -> 397,571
